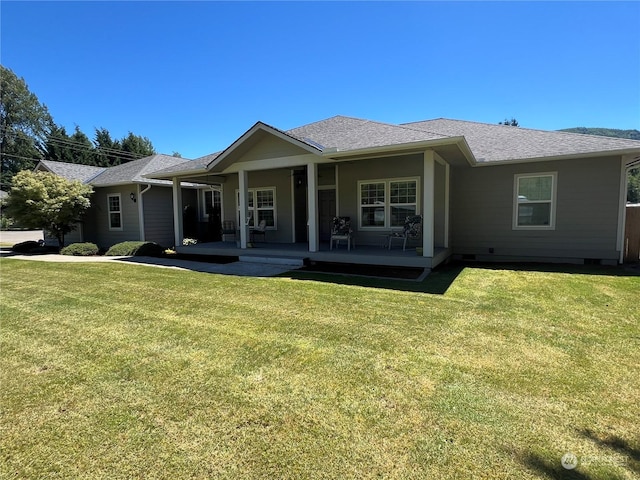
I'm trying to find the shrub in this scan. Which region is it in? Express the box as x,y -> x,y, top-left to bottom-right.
60,242 -> 100,256
105,241 -> 164,257
11,240 -> 41,253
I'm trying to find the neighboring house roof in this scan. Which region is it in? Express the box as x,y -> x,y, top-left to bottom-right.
39,160 -> 106,183
404,118 -> 640,163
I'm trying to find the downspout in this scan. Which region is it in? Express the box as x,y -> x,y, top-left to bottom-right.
138,184 -> 152,241
618,156 -> 640,264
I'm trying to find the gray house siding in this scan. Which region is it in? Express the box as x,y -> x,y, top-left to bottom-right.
83,186 -> 141,248
450,156 -> 623,263
141,187 -> 195,247
337,153 -> 445,247
221,169 -> 294,244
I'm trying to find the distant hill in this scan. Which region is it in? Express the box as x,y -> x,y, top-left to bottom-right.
559,127 -> 640,141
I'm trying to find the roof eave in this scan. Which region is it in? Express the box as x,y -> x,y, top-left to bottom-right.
474,147 -> 640,166
321,136 -> 477,165
145,167 -> 210,180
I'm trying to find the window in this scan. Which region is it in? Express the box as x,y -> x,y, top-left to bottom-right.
513,173 -> 557,229
359,178 -> 419,228
236,188 -> 276,228
107,194 -> 122,230
202,189 -> 222,218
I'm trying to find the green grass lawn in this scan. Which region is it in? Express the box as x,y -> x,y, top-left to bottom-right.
1,259 -> 638,479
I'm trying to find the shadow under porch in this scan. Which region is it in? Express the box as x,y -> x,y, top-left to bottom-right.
176,241 -> 450,269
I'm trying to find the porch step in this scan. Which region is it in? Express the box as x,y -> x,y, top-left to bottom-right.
238,255 -> 307,267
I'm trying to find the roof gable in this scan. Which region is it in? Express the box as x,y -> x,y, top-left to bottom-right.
287,115 -> 450,152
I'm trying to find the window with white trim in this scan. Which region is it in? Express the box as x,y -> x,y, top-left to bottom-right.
107,194 -> 122,230
513,173 -> 557,229
236,188 -> 276,228
202,189 -> 222,219
359,178 -> 419,228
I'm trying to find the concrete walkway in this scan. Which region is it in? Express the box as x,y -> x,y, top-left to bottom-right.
0,250 -> 298,277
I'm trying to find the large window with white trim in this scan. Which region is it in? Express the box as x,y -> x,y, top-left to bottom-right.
236,188 -> 276,228
107,194 -> 122,230
513,172 -> 557,229
359,178 -> 419,228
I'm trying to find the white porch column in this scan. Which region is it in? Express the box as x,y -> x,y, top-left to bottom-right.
423,151 -> 435,257
172,177 -> 183,247
444,162 -> 450,249
307,163 -> 319,252
238,170 -> 249,249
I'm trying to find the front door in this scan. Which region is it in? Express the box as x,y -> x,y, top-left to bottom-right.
318,189 -> 336,242
293,170 -> 308,243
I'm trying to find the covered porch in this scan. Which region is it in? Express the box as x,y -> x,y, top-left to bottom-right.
176,241 -> 451,269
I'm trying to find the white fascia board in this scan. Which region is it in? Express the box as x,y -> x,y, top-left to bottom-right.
221,153 -> 321,173
321,136 -> 477,166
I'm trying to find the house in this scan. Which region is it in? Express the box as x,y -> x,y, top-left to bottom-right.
36,155 -> 203,248
146,116 -> 640,268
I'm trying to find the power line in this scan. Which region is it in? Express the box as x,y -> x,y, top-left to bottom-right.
0,125 -> 151,159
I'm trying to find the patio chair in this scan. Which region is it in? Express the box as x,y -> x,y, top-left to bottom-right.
330,216 -> 355,251
250,219 -> 267,243
221,220 -> 236,242
387,215 -> 422,251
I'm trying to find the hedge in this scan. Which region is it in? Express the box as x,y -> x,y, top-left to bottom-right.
105,241 -> 164,257
60,242 -> 100,256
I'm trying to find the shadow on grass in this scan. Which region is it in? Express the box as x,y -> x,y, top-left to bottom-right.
522,453 -> 595,480
578,429 -> 640,475
281,261 -> 639,295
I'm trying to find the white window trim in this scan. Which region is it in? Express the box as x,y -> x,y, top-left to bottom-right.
201,187 -> 223,220
358,177 -> 420,230
107,193 -> 123,231
512,172 -> 557,230
236,187 -> 277,229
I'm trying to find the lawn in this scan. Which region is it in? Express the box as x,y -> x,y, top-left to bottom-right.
1,259 -> 638,479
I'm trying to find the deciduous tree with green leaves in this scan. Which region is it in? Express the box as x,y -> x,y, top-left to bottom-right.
0,65 -> 54,188
5,170 -> 93,248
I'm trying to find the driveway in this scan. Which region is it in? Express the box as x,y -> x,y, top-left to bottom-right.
0,230 -> 43,244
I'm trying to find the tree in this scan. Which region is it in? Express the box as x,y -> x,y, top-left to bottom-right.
44,125 -> 76,163
499,118 -> 519,127
121,132 -> 155,157
0,65 -> 54,188
93,127 -> 123,167
5,170 -> 93,248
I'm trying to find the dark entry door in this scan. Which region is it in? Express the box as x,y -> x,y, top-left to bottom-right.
294,170 -> 308,243
318,189 -> 336,242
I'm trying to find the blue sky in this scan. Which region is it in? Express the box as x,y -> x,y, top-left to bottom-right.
2,1 -> 639,159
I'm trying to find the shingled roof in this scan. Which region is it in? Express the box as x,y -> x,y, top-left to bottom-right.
287,116 -> 450,152
38,155 -> 195,187
148,115 -> 640,179
90,154 -> 190,186
404,118 -> 640,162
39,160 -> 106,183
